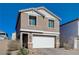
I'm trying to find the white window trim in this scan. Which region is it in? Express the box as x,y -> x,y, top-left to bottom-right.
28,13 -> 38,26
48,20 -> 54,28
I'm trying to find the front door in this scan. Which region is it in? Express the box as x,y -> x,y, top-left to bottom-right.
22,34 -> 28,48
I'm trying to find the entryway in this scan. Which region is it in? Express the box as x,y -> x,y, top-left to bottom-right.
22,34 -> 28,48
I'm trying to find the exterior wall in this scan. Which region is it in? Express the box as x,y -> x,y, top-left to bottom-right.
16,19 -> 20,33
16,13 -> 21,40
12,32 -> 16,40
78,21 -> 79,36
20,12 -> 59,32
76,21 -> 79,48
77,39 -> 79,48
20,32 -> 60,49
60,20 -> 78,48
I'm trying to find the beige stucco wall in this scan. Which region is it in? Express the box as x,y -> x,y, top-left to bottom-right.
20,12 -> 60,32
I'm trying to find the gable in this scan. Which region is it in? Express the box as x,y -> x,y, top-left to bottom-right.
37,9 -> 53,17
37,8 -> 58,20
24,10 -> 41,16
19,7 -> 61,20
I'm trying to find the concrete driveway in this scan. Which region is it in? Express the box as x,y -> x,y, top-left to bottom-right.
31,48 -> 79,55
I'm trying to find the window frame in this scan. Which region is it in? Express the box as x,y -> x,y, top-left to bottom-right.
29,15 -> 37,26
48,19 -> 54,28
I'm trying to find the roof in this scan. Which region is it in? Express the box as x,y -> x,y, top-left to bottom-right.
61,18 -> 79,26
19,7 -> 61,20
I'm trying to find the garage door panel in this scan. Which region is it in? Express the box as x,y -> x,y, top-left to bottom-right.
32,35 -> 55,48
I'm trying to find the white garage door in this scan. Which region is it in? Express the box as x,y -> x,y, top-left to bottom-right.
32,35 -> 55,48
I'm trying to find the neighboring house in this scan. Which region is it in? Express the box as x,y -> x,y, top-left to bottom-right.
16,7 -> 61,49
60,18 -> 79,49
0,31 -> 8,40
12,32 -> 16,40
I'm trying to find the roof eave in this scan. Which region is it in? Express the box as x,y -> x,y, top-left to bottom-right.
19,7 -> 61,21
19,8 -> 45,17
36,7 -> 61,21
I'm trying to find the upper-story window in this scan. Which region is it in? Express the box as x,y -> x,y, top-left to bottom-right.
29,16 -> 36,26
48,20 -> 54,28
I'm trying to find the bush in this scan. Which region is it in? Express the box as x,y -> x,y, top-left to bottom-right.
64,43 -> 71,50
8,40 -> 20,51
17,48 -> 29,55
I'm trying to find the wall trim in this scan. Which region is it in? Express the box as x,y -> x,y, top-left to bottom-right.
20,29 -> 60,35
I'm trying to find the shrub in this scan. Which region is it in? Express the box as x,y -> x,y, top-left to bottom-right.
17,48 -> 29,55
8,40 -> 20,51
64,43 -> 71,50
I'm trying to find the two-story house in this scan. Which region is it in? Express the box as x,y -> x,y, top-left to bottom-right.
16,7 -> 61,49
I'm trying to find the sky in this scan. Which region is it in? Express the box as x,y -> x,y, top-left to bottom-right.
0,3 -> 79,38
